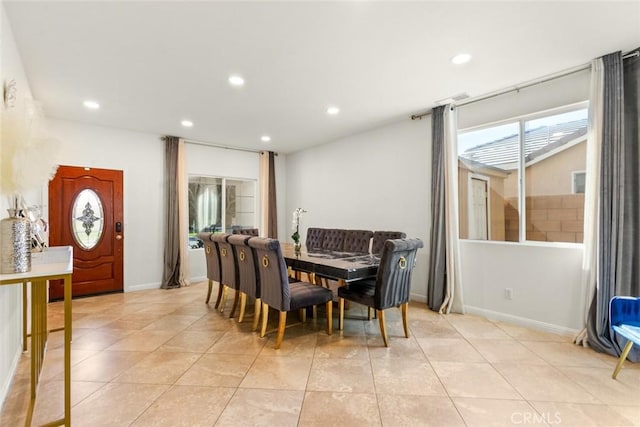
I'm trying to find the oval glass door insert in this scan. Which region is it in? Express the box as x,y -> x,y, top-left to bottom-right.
72,189 -> 104,249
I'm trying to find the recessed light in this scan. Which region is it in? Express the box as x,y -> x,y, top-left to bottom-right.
181,120 -> 193,127
451,53 -> 472,65
326,106 -> 340,115
228,75 -> 245,86
260,135 -> 271,143
83,100 -> 100,109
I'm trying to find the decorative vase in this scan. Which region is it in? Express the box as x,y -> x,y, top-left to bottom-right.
294,241 -> 302,254
1,208 -> 32,274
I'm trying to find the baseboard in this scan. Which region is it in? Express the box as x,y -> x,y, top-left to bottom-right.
125,282 -> 161,292
464,305 -> 579,337
0,346 -> 22,410
410,293 -> 427,304
189,276 -> 206,284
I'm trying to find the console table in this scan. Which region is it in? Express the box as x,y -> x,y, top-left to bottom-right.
0,246 -> 73,427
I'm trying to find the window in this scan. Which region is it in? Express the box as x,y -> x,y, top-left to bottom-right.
188,176 -> 256,249
572,171 -> 586,194
458,105 -> 587,244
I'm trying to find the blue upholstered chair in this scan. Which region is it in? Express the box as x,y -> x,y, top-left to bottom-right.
199,232 -> 222,307
228,234 -> 261,330
610,296 -> 640,379
338,238 -> 423,347
248,237 -> 333,349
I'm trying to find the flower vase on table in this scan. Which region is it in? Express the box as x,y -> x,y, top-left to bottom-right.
1,198 -> 32,274
291,207 -> 307,255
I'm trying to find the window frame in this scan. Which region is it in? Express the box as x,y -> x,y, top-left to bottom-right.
457,101 -> 588,246
187,174 -> 257,250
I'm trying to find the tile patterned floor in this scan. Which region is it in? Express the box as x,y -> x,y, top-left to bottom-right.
1,281 -> 639,426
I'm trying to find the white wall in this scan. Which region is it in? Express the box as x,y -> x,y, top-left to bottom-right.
185,143 -> 261,282
457,68 -> 590,335
285,119 -> 431,300
45,119 -> 165,292
0,2 -> 35,407
285,68 -> 590,335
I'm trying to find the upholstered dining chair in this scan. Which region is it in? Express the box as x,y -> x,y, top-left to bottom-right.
305,227 -> 326,251
228,234 -> 261,330
199,232 -> 223,307
321,229 -> 346,251
338,238 -> 423,347
342,229 -> 374,253
248,237 -> 333,349
232,228 -> 259,236
610,296 -> 640,379
371,231 -> 406,256
210,233 -> 239,316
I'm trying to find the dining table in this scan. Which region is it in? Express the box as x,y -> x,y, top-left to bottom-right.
281,243 -> 379,283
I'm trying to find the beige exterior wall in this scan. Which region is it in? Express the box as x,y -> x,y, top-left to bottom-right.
458,163 -> 508,241
461,141 -> 586,243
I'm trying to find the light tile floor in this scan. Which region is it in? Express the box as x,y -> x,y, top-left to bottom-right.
1,281 -> 639,426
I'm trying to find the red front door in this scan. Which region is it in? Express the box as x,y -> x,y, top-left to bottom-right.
49,165 -> 124,300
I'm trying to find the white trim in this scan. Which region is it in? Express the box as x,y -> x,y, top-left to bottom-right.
464,305 -> 578,337
0,347 -> 22,408
126,281 -> 162,292
410,293 -> 427,304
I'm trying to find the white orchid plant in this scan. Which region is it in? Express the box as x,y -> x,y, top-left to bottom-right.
291,208 -> 307,244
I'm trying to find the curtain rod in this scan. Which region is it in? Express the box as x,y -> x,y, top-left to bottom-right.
410,48 -> 639,121
160,136 -> 277,155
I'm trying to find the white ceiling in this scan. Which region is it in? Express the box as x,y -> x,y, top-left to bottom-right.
4,1 -> 640,154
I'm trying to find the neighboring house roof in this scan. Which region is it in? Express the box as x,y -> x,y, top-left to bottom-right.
460,118 -> 587,170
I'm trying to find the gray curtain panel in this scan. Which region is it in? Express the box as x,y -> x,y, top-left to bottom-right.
267,151 -> 278,239
587,50 -> 640,361
427,105 -> 446,311
161,136 -> 182,289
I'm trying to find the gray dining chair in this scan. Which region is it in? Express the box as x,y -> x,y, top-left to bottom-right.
305,228 -> 326,251
199,232 -> 223,307
248,237 -> 333,349
210,233 -> 239,316
232,227 -> 259,236
343,229 -> 374,253
338,238 -> 423,347
321,229 -> 346,251
228,234 -> 261,330
371,231 -> 406,256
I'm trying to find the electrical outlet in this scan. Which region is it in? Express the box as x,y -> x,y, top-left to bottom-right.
504,288 -> 513,300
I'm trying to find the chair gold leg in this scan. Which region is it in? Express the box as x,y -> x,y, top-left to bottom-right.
612,340 -> 634,379
312,305 -> 317,319
206,279 -> 213,304
260,303 -> 269,338
229,288 -> 240,318
219,285 -> 229,312
252,299 -> 261,331
299,308 -> 307,322
275,311 -> 287,349
368,307 -> 373,321
326,301 -> 333,335
238,292 -> 247,323
401,303 -> 409,338
338,298 -> 345,331
378,310 -> 389,347
214,281 -> 224,308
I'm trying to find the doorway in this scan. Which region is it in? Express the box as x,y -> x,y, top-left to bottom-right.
469,176 -> 489,240
48,166 -> 124,300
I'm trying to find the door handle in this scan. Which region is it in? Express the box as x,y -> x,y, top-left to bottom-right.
115,222 -> 122,232
116,235 -> 123,240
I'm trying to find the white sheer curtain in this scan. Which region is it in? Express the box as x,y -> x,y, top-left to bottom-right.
440,106 -> 464,314
177,138 -> 190,286
575,58 -> 603,346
